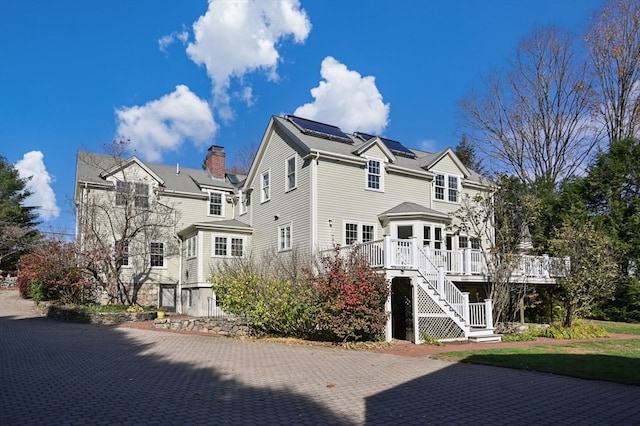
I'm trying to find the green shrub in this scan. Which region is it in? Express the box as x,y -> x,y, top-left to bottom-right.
29,279 -> 48,303
538,321 -> 610,339
501,329 -> 538,342
209,255 -> 315,337
420,332 -> 444,346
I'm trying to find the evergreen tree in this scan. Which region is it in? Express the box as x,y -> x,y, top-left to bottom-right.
0,156 -> 40,272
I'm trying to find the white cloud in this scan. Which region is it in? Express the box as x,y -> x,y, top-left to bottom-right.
294,57 -> 390,134
186,0 -> 311,119
15,151 -> 60,221
158,27 -> 189,54
115,85 -> 217,162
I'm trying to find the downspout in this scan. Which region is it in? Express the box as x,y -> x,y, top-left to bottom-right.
177,237 -> 183,314
310,152 -> 320,256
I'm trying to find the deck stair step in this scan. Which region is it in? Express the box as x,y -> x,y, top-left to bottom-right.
468,333 -> 502,343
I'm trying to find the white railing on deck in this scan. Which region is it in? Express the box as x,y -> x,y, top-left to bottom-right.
318,237 -> 567,332
468,302 -> 487,327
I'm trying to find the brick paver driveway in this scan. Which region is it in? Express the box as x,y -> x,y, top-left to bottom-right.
2,288 -> 639,425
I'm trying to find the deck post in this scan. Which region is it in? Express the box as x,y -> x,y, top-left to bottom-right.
411,237 -> 419,270
463,248 -> 472,275
484,299 -> 494,330
383,235 -> 391,269
543,254 -> 550,278
437,266 -> 445,296
462,292 -> 470,323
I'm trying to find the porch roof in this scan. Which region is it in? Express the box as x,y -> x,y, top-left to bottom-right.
177,219 -> 253,237
378,202 -> 450,222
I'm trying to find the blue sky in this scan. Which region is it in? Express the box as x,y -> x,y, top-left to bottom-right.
0,0 -> 604,238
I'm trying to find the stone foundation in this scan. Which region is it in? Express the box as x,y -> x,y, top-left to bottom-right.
153,316 -> 251,338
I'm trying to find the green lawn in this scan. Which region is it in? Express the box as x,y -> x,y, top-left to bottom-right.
432,322 -> 640,386
588,319 -> 640,335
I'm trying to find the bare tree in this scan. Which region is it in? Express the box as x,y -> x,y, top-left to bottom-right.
452,175 -> 541,324
585,0 -> 640,143
461,27 -> 600,185
229,141 -> 259,175
76,142 -> 180,304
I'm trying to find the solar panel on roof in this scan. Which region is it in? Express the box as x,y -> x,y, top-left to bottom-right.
286,115 -> 352,142
354,132 -> 416,158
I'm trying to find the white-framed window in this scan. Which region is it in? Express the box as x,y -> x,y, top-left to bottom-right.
186,235 -> 197,258
344,222 -> 376,245
239,190 -> 250,215
278,223 -> 292,251
459,235 -> 481,250
212,235 -> 245,258
366,159 -> 383,191
261,170 -> 270,202
286,156 -> 296,191
423,225 -> 444,250
150,242 -> 165,268
434,173 -> 459,203
448,176 -> 459,202
208,191 -> 224,216
115,181 -> 150,209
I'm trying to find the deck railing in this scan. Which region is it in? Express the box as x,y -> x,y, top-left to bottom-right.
320,237 -> 566,332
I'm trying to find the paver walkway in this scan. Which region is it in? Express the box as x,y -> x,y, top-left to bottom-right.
2,288 -> 640,425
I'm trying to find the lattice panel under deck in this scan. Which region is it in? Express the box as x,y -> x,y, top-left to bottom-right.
417,285 -> 444,314
417,285 -> 465,341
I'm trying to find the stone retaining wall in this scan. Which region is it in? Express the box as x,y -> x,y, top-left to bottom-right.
153,316 -> 251,338
36,302 -> 157,325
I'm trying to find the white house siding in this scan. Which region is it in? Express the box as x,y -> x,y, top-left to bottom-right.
315,157 -> 432,250
249,129 -> 312,258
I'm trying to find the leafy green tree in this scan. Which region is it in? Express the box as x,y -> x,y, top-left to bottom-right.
0,155 -> 40,272
550,222 -> 620,327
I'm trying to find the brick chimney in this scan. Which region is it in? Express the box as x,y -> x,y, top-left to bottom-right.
205,145 -> 226,179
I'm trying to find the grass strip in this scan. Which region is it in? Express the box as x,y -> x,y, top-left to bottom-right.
432,339 -> 640,386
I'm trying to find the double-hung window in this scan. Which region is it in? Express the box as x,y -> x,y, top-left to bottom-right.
212,235 -> 245,258
186,236 -> 197,258
286,156 -> 296,191
261,170 -> 270,202
279,224 -> 292,251
239,191 -> 250,215
345,222 -> 376,245
434,174 -> 459,203
115,181 -> 149,208
459,236 -> 481,250
423,226 -> 444,250
150,242 -> 164,267
367,159 -> 382,190
208,191 -> 223,216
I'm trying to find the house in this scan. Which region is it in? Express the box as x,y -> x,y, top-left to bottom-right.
75,114 -> 564,343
